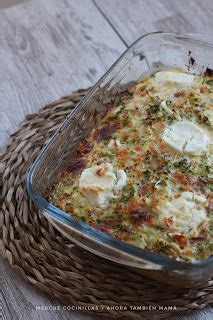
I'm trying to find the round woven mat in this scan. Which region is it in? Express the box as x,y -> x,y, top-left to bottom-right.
0,89 -> 212,319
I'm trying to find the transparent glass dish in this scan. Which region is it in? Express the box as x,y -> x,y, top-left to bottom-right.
27,32 -> 213,287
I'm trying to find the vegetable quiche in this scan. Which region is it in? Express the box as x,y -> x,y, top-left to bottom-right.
48,69 -> 213,262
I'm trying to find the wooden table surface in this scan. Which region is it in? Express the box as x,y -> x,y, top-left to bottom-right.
0,0 -> 212,319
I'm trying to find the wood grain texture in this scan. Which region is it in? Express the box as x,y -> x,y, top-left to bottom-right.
0,0 -> 28,10
0,0 -> 212,319
0,0 -> 125,149
94,0 -> 213,45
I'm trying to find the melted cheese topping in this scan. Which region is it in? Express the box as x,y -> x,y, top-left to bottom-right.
154,71 -> 195,87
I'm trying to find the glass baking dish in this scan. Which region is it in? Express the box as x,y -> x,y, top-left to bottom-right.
27,32 -> 213,287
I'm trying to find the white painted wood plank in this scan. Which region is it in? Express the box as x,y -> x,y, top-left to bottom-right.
94,0 -> 213,45
0,0 -> 28,10
1,1 -> 212,320
0,0 -> 125,149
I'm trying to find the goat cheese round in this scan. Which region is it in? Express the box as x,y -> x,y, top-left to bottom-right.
154,71 -> 195,87
162,121 -> 209,154
79,163 -> 127,209
157,192 -> 207,237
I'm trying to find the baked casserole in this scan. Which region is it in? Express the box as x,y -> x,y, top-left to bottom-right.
47,69 -> 212,262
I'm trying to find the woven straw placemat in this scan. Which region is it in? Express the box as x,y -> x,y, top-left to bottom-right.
0,89 -> 212,319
